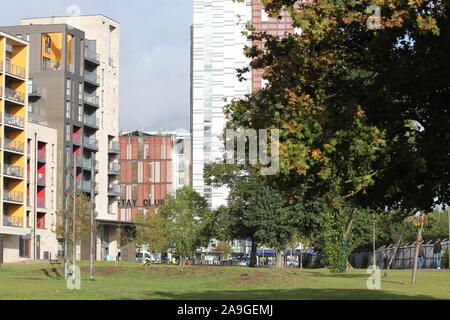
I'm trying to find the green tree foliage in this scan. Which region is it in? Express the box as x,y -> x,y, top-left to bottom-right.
207,169 -> 299,267
133,210 -> 169,254
56,192 -> 94,258
228,0 -> 449,271
159,186 -> 213,266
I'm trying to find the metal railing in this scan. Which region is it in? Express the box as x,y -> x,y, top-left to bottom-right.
84,48 -> 100,63
5,61 -> 26,79
72,133 -> 81,144
82,158 -> 99,171
5,87 -> 25,103
84,92 -> 100,106
37,150 -> 46,162
4,138 -> 24,153
42,59 -> 62,71
36,197 -> 46,208
108,184 -> 120,195
109,141 -> 120,153
83,136 -> 98,149
109,162 -> 120,173
37,173 -> 46,185
84,114 -> 99,127
4,190 -> 24,203
84,71 -> 101,85
3,164 -> 23,178
4,112 -> 25,128
3,216 -> 23,228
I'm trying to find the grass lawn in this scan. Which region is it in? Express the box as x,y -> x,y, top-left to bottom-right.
0,261 -> 448,300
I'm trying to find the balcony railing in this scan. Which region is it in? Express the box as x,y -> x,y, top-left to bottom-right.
72,133 -> 81,144
84,71 -> 101,85
83,158 -> 99,171
108,141 -> 120,154
84,48 -> 100,64
37,173 -> 46,186
36,197 -> 46,208
4,113 -> 25,128
38,150 -> 46,162
3,216 -> 23,228
84,114 -> 99,127
28,84 -> 42,97
4,164 -> 23,178
108,184 -> 120,196
4,190 -> 24,203
109,162 -> 120,173
83,136 -> 98,149
5,87 -> 25,104
5,61 -> 26,79
4,138 -> 24,153
42,59 -> 62,71
84,92 -> 100,107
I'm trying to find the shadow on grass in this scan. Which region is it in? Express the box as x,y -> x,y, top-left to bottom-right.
131,288 -> 436,300
39,268 -> 63,280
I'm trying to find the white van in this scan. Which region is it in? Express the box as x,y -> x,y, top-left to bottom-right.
136,250 -> 156,263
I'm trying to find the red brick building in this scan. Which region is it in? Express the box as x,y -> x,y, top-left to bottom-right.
118,131 -> 191,222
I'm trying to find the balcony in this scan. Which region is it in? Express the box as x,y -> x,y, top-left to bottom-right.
3,216 -> 23,228
5,87 -> 25,104
5,61 -> 26,79
84,48 -> 100,65
84,92 -> 100,108
38,150 -> 46,162
82,158 -> 99,172
108,184 -> 120,197
108,162 -> 120,176
3,164 -> 23,178
84,114 -> 99,128
36,197 -> 46,208
4,113 -> 25,128
83,136 -> 99,150
108,141 -> 120,154
84,71 -> 101,86
37,173 -> 46,186
4,138 -> 24,153
42,59 -> 62,71
72,133 -> 81,145
4,190 -> 24,203
78,180 -> 99,194
28,83 -> 42,99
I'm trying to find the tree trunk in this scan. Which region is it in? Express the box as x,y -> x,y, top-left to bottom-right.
275,250 -> 284,268
344,209 -> 357,269
412,225 -> 424,284
179,255 -> 186,266
250,241 -> 257,268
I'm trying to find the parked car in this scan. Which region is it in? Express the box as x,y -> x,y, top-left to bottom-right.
285,258 -> 299,267
136,250 -> 157,263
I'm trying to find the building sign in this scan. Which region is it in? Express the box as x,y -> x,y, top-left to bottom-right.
118,199 -> 165,207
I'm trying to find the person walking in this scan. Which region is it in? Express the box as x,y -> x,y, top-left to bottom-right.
433,240 -> 442,269
418,245 -> 425,269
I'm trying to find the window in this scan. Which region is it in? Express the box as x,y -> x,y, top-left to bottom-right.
66,102 -> 71,119
37,212 -> 46,229
66,125 -> 71,142
45,35 -> 51,53
78,105 -> 83,122
79,83 -> 83,101
66,79 -> 71,99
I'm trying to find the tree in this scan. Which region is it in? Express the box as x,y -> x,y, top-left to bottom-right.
214,241 -> 233,260
56,192 -> 94,260
228,0 -> 449,271
159,186 -> 212,266
133,209 -> 169,254
207,169 -> 299,268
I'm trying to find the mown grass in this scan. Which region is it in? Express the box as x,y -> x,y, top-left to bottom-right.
0,261 -> 448,300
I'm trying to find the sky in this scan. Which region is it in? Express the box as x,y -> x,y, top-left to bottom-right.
0,0 -> 193,131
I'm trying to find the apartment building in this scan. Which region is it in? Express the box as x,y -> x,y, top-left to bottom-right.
0,31 -> 29,263
1,14 -> 120,261
191,0 -> 295,208
25,121 -> 59,260
118,131 -> 192,223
